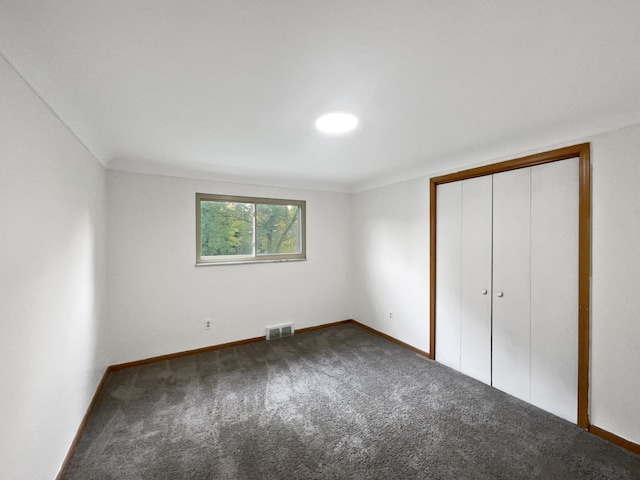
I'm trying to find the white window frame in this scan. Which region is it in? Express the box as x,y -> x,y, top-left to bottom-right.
196,193 -> 306,266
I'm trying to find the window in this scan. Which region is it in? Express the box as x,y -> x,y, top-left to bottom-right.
196,193 -> 306,265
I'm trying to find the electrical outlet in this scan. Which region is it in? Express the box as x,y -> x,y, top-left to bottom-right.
388,311 -> 394,322
203,319 -> 212,330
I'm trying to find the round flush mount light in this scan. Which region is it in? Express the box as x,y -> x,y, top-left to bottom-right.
315,112 -> 358,134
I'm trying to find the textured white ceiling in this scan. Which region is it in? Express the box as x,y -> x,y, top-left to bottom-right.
2,1 -> 640,192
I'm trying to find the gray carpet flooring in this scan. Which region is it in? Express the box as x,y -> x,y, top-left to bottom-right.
63,324 -> 640,479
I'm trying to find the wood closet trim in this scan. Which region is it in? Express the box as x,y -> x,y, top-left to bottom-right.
429,143 -> 591,429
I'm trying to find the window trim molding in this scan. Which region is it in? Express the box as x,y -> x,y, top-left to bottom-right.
195,193 -> 307,266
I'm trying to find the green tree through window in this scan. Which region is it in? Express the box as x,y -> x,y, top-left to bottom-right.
200,201 -> 253,256
256,203 -> 300,255
196,194 -> 306,264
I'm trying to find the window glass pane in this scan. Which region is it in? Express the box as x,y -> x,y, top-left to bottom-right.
256,204 -> 301,255
200,201 -> 254,256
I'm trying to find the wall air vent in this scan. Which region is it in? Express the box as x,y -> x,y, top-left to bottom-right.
266,323 -> 294,340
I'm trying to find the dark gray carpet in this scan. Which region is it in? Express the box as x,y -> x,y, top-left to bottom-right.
63,324 -> 640,479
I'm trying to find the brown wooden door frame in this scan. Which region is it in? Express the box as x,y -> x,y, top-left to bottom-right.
429,143 -> 591,429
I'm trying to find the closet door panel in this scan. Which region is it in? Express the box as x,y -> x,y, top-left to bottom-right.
460,176 -> 493,384
530,158 -> 579,422
492,168 -> 531,402
435,181 -> 462,370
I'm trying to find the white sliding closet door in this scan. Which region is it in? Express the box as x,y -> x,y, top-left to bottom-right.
435,181 -> 462,371
530,158 -> 579,422
492,168 -> 532,403
460,176 -> 493,384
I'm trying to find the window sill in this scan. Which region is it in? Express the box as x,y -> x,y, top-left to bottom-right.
195,257 -> 307,267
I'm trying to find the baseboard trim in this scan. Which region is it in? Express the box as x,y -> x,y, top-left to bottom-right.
108,336 -> 266,371
589,425 -> 640,455
350,319 -> 431,358
296,319 -> 353,334
109,320 -> 357,371
56,368 -> 111,480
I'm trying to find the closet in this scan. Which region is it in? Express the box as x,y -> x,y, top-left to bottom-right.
434,157 -> 580,423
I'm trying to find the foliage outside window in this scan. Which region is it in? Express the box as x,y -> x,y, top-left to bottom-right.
196,193 -> 306,265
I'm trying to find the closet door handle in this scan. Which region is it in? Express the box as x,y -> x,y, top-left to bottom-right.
481,289 -> 488,295
496,291 -> 504,297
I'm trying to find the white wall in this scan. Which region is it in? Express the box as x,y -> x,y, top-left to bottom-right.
0,57 -> 108,479
351,176 -> 431,352
352,123 -> 640,445
590,124 -> 640,444
107,171 -> 352,364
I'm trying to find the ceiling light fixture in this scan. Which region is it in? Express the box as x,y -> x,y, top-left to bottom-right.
315,112 -> 358,134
